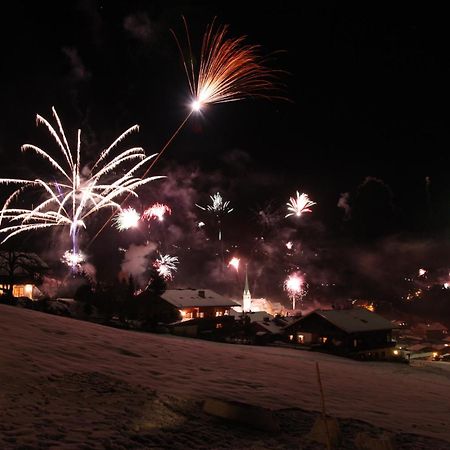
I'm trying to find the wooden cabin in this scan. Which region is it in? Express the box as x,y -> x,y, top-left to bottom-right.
0,251 -> 48,300
161,288 -> 240,320
284,308 -> 395,358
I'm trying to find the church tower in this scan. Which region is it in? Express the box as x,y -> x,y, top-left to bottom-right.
242,264 -> 252,312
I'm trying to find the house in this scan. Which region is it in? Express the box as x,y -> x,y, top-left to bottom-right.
284,308 -> 395,358
170,315 -> 236,339
251,318 -> 285,345
0,251 -> 48,300
424,322 -> 448,341
161,288 -> 240,319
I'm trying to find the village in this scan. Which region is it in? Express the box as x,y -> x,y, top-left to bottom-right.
1,250 -> 449,365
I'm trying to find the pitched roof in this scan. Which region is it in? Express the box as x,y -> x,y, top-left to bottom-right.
161,289 -> 240,308
292,308 -> 394,333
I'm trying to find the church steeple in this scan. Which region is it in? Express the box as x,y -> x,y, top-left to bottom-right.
242,264 -> 252,312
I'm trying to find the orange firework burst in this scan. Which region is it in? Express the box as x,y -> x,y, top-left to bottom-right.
172,17 -> 282,112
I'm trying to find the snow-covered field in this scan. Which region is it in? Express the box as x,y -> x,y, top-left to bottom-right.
0,304 -> 449,449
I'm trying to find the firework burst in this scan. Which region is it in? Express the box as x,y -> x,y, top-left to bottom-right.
284,272 -> 307,310
285,192 -> 316,218
196,192 -> 233,215
172,17 -> 281,112
154,253 -> 179,280
0,107 -> 163,245
113,207 -> 141,231
196,192 -> 233,242
143,203 -> 172,222
61,249 -> 85,268
228,256 -> 240,272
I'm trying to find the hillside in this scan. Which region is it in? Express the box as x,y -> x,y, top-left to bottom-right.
0,304 -> 449,449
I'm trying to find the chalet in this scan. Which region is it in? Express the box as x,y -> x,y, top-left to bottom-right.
251,318 -> 285,344
169,315 -> 236,339
411,322 -> 449,341
284,308 -> 395,358
162,288 -> 240,319
424,323 -> 448,342
0,251 -> 48,300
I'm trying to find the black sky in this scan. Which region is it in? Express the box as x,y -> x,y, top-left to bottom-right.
1,2 -> 450,305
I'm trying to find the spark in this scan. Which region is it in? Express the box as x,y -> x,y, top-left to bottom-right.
143,203 -> 172,222
154,254 -> 179,280
286,241 -> 293,250
172,17 -> 281,113
228,257 -> 240,272
284,272 -> 307,310
418,268 -> 427,277
285,191 -> 316,218
0,108 -> 163,244
113,207 -> 141,231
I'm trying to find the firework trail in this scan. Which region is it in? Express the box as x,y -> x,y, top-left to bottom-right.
172,16 -> 281,112
143,203 -> 172,222
285,191 -> 316,218
0,108 -> 162,262
113,207 -> 141,231
89,18 -> 280,245
154,253 -> 179,280
284,272 -> 307,310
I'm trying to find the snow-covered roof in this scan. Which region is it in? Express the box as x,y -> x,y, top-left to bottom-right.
290,308 -> 394,333
253,320 -> 283,334
161,289 -> 240,308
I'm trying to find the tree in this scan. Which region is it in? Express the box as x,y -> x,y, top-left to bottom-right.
145,267 -> 167,297
0,249 -> 48,298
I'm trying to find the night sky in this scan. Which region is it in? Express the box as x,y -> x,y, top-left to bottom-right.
1,2 -> 450,308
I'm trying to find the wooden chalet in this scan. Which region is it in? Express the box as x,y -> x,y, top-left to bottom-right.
284,308 -> 395,358
0,251 -> 48,300
161,288 -> 240,319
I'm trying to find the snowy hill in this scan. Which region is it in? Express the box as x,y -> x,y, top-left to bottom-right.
0,304 -> 449,449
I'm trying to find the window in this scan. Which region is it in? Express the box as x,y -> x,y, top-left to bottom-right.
216,323 -> 223,329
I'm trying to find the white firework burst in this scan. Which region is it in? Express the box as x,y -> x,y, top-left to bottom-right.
285,191 -> 316,218
0,107 -> 163,243
154,253 -> 179,280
